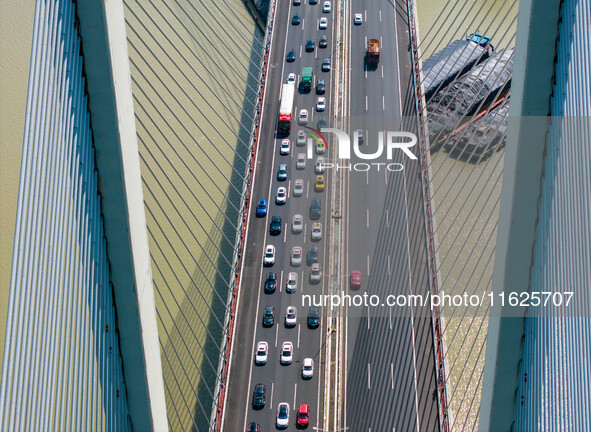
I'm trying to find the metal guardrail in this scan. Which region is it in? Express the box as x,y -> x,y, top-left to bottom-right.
405,1 -> 450,431
210,0 -> 277,429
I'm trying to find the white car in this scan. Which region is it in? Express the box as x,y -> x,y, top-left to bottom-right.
276,186 -> 287,204
292,214 -> 303,232
263,245 -> 275,266
276,402 -> 290,428
280,341 -> 294,364
293,179 -> 304,197
280,139 -> 290,155
296,130 -> 306,146
302,358 -> 314,378
299,109 -> 309,124
316,139 -> 326,154
287,72 -> 296,83
319,17 -> 328,29
311,222 -> 322,241
296,153 -> 306,169
316,96 -> 326,111
323,1 -> 331,12
255,341 -> 268,364
286,272 -> 298,292
291,246 -> 303,266
354,13 -> 362,24
310,263 -> 321,283
315,157 -> 326,173
285,306 -> 297,326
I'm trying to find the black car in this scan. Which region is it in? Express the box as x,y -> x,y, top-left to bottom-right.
306,38 -> 315,52
316,80 -> 326,94
270,215 -> 282,235
292,13 -> 301,25
307,245 -> 318,265
317,115 -> 327,129
286,49 -> 296,62
322,58 -> 331,71
308,307 -> 320,328
309,0 -> 317,3
252,383 -> 266,408
247,422 -> 260,432
265,272 -> 277,292
319,35 -> 328,48
263,306 -> 275,326
310,197 -> 321,219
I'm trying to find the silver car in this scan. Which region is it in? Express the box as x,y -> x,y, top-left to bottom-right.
297,130 -> 306,146
293,179 -> 304,197
315,157 -> 325,173
292,214 -> 303,233
291,246 -> 303,267
286,272 -> 298,292
311,222 -> 322,241
309,263 -> 321,283
296,153 -> 306,169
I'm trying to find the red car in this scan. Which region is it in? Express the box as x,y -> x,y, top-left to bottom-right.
297,404 -> 310,427
350,271 -> 361,289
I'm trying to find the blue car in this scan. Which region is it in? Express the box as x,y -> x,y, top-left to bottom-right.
256,199 -> 268,217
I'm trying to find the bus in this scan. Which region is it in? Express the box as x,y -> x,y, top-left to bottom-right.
278,82 -> 296,134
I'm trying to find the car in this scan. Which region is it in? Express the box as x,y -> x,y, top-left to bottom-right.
315,138 -> 326,154
306,38 -> 315,52
315,175 -> 325,191
293,179 -> 304,197
265,271 -> 277,292
270,214 -> 282,235
263,245 -> 275,266
309,0 -> 317,4
308,307 -> 320,327
277,163 -> 288,181
276,186 -> 287,204
315,156 -> 326,172
354,13 -> 363,24
276,402 -> 290,428
310,263 -> 321,283
285,306 -> 297,326
252,383 -> 265,408
287,72 -> 296,83
297,130 -> 306,146
286,272 -> 298,292
316,79 -> 326,94
292,214 -> 304,233
302,358 -> 314,378
296,153 -> 306,169
255,341 -> 268,364
307,245 -> 318,265
319,17 -> 328,29
351,270 -> 361,289
280,139 -> 290,155
255,199 -> 267,217
316,96 -> 326,111
355,128 -> 364,144
323,1 -> 331,12
292,13 -> 301,25
293,0 -> 301,4
322,58 -> 331,71
319,35 -> 328,48
297,404 -> 310,427
291,246 -> 303,266
247,422 -> 260,432
263,306 -> 275,326
299,109 -> 309,124
280,341 -> 293,364
310,197 -> 321,219
317,115 -> 327,129
286,48 -> 296,62
311,221 -> 322,240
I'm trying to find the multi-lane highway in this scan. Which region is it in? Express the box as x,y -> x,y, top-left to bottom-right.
224,0 -> 440,429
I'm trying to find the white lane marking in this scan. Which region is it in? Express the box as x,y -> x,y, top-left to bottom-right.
379,10 -> 382,21
366,208 -> 369,228
367,363 -> 371,389
367,254 -> 370,276
275,324 -> 279,347
284,224 -> 287,243
300,45 -> 303,57
297,324 -> 301,348
280,270 -> 284,293
386,209 -> 390,228
288,180 -> 291,197
270,381 -> 275,409
388,255 -> 391,275
366,170 -> 369,185
304,223 -> 307,242
389,307 -> 393,329
364,9 -> 367,21
365,36 -> 367,49
381,64 -> 384,78
365,95 -> 368,110
300,270 -> 305,293
306,180 -> 310,198
302,18 -> 305,31
367,306 -> 370,329
382,95 -> 385,110
385,168 -> 388,185
391,363 -> 394,389
365,67 -> 367,79
293,383 -> 297,411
